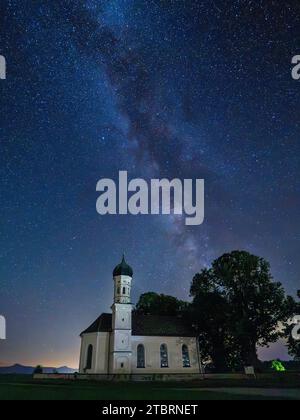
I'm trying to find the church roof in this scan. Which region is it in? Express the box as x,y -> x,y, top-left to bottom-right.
113,255 -> 133,277
81,313 -> 112,335
80,312 -> 196,337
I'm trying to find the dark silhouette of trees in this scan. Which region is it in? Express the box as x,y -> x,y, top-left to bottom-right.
135,292 -> 188,316
190,251 -> 295,370
189,269 -> 237,371
33,365 -> 43,374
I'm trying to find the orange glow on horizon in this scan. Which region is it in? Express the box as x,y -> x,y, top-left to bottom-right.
1,353 -> 79,369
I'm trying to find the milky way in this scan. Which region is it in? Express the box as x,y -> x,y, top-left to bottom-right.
0,1 -> 299,366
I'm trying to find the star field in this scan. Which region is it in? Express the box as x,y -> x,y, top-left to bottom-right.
0,0 -> 299,366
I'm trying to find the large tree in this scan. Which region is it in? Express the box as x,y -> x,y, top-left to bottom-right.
190,269 -> 237,371
211,251 -> 294,366
135,292 -> 189,316
191,251 -> 295,369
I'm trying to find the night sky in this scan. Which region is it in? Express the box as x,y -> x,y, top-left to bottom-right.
0,1 -> 299,367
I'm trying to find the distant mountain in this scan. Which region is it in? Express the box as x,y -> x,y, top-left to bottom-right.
0,364 -> 77,374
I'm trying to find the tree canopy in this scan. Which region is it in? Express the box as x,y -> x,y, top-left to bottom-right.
190,251 -> 295,369
135,292 -> 188,316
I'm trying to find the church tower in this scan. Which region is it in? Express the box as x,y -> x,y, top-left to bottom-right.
110,255 -> 133,374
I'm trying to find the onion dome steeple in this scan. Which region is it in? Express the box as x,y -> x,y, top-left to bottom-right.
113,254 -> 133,278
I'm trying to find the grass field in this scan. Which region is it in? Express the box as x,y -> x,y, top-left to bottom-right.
0,375 -> 299,400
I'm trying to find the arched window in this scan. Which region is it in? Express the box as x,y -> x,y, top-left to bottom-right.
86,344 -> 93,370
160,344 -> 169,368
137,344 -> 145,368
182,345 -> 191,368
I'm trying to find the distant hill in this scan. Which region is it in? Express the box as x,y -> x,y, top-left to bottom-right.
0,364 -> 77,374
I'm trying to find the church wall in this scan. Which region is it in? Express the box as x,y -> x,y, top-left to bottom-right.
131,336 -> 200,374
79,332 -> 110,374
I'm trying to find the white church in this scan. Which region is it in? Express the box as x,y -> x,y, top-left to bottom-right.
79,256 -> 201,377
